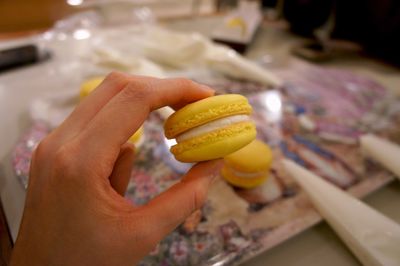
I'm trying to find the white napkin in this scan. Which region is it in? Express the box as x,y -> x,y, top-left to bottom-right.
283,159 -> 400,266
360,134 -> 400,180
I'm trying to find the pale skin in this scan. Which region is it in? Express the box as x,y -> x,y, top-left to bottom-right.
10,72 -> 223,265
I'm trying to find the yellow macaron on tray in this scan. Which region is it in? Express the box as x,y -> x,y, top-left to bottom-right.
79,76 -> 145,147
12,61 -> 400,265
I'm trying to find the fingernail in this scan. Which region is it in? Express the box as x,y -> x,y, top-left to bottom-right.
207,159 -> 224,173
183,159 -> 224,183
205,159 -> 224,183
200,84 -> 215,95
210,173 -> 220,185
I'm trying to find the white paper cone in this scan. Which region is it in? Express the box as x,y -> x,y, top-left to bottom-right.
360,134 -> 400,180
283,159 -> 400,266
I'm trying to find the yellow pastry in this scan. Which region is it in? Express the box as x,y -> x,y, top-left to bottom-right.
164,94 -> 256,162
227,17 -> 247,37
222,139 -> 272,189
79,77 -> 104,100
128,126 -> 143,144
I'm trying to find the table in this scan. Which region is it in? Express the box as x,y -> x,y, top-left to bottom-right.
1,16 -> 400,265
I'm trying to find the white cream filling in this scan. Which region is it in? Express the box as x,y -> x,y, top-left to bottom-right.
226,165 -> 268,178
176,115 -> 250,143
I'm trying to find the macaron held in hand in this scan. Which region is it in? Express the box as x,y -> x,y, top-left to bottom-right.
164,94 -> 257,162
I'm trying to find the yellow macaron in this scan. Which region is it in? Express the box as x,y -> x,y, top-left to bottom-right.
79,77 -> 104,100
128,126 -> 144,144
222,139 -> 273,189
164,94 -> 256,162
79,76 -> 144,145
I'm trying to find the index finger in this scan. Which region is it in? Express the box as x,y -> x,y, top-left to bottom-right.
77,77 -> 214,158
52,72 -> 131,144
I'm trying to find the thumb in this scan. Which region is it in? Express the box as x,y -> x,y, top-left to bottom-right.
132,159 -> 223,248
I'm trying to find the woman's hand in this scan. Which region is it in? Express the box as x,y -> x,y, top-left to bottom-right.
11,72 -> 222,266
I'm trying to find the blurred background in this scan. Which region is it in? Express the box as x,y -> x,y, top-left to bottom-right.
1,0 -> 399,65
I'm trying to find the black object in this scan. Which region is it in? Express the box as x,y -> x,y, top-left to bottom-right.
283,0 -> 400,66
283,0 -> 334,37
333,0 -> 400,66
262,0 -> 278,8
0,45 -> 50,72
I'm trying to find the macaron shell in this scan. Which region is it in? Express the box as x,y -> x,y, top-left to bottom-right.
79,77 -> 104,100
221,166 -> 268,189
128,126 -> 144,144
224,139 -> 273,173
171,122 -> 256,162
164,94 -> 252,139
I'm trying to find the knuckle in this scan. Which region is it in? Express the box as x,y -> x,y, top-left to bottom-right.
121,81 -> 151,103
53,144 -> 77,174
175,78 -> 196,88
105,71 -> 127,82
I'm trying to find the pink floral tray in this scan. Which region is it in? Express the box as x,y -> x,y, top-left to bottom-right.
12,62 -> 400,265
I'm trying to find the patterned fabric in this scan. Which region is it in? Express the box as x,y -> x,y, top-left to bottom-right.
12,64 -> 400,265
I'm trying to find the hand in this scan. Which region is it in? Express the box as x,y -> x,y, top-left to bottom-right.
11,72 -> 222,266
